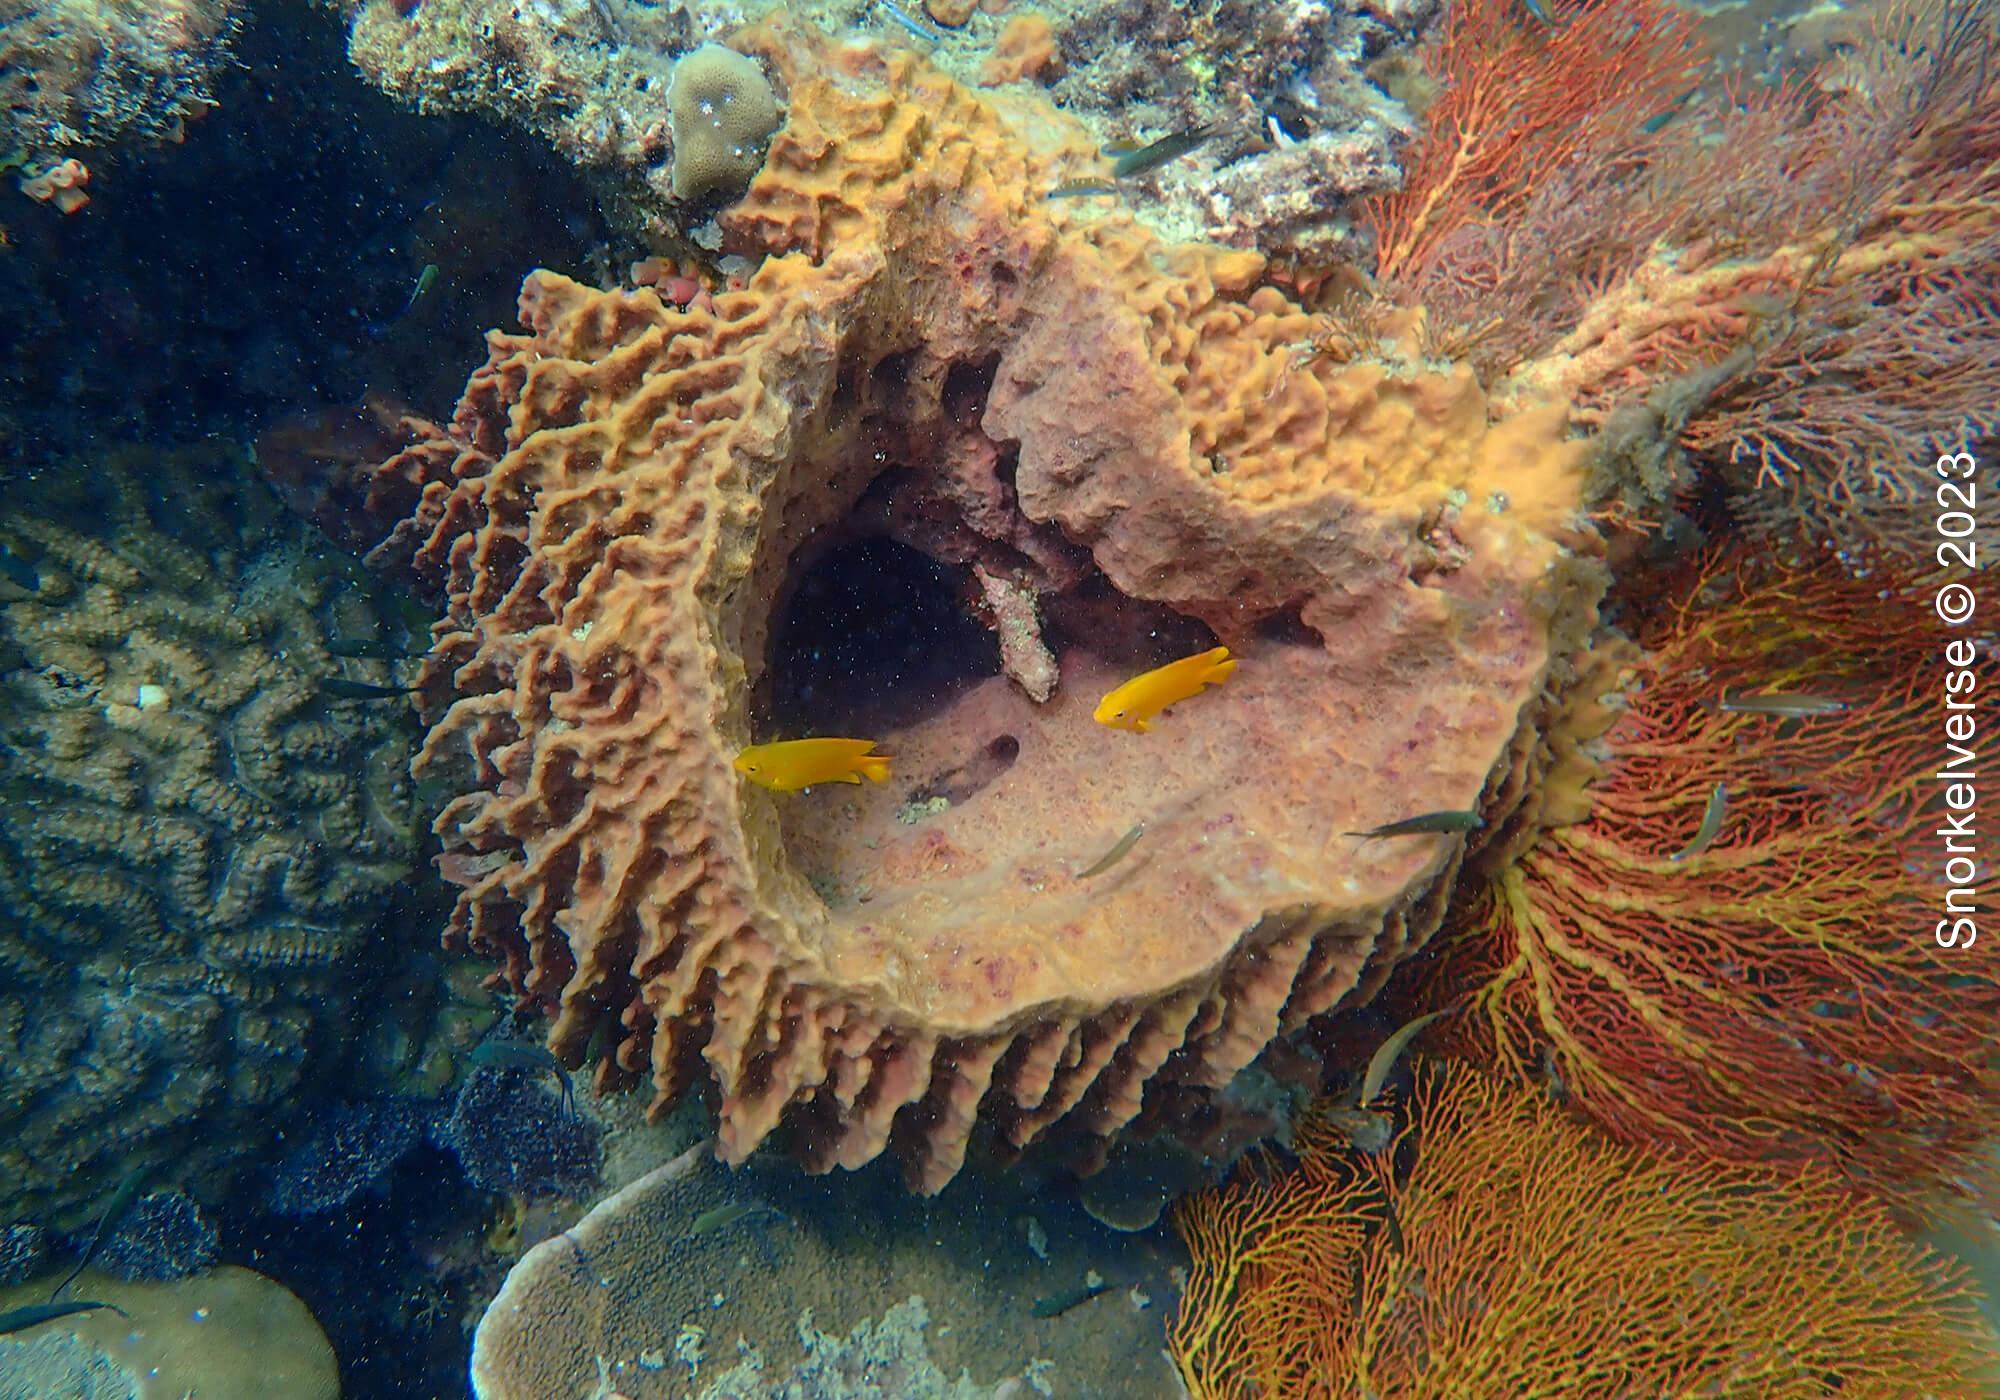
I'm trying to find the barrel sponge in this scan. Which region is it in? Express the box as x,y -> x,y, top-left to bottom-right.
372,26 -> 1600,1195
666,42 -> 782,202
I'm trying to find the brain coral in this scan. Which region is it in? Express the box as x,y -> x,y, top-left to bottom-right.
0,450 -> 420,1227
371,21 -> 1602,1191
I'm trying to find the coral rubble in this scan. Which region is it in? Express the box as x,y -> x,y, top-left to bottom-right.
331,0 -> 740,209
0,1223 -> 46,1288
371,23 -> 1601,1191
0,1330 -> 139,1400
1038,0 -> 1428,258
437,1064 -> 603,1198
94,1188 -> 220,1282
261,1097 -> 432,1217
0,450 -> 421,1227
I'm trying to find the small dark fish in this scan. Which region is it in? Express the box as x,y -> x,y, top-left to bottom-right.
1319,1105 -> 1394,1153
1048,181 -> 1123,200
326,636 -> 424,660
50,1165 -> 147,1302
321,677 -> 422,701
0,1299 -> 128,1337
582,0 -> 624,43
1031,1279 -> 1111,1318
471,1039 -> 576,1118
1670,782 -> 1727,862
1639,86 -> 1700,135
0,541 -> 36,592
687,1200 -> 781,1236
1348,810 -> 1484,840
1360,1008 -> 1453,1105
582,1013 -> 620,1072
879,0 -> 944,43
1380,1194 -> 1407,1256
1110,124 -> 1215,180
1535,1043 -> 1569,1104
1716,691 -> 1849,718
1075,822 -> 1146,879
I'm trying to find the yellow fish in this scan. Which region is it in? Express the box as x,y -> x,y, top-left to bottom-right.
733,737 -> 892,792
1093,645 -> 1238,733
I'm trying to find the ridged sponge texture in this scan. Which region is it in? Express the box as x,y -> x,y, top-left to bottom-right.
372,23 -> 1601,1192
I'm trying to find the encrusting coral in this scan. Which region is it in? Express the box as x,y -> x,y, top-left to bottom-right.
1168,1060 -> 1999,1399
361,18 -> 1604,1191
0,449 -> 421,1227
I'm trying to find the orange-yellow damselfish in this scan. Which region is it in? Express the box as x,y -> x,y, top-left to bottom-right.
732,737 -> 893,792
1092,645 -> 1237,733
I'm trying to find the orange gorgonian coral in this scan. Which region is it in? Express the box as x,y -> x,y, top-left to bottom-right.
1169,1061 -> 1996,1399
1432,546 -> 2000,1208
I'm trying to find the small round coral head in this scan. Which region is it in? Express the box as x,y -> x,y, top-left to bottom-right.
733,737 -> 892,792
1092,645 -> 1237,733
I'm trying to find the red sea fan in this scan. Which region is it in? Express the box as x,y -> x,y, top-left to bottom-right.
1429,547 -> 2000,1213
1361,0 -> 1704,289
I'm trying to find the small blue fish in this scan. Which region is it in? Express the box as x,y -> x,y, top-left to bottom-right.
1348,810 -> 1484,840
1519,0 -> 1565,25
879,0 -> 944,44
686,1200 -> 784,1236
1670,782 -> 1728,863
49,1165 -> 148,1303
1639,86 -> 1700,135
1032,1279 -> 1111,1318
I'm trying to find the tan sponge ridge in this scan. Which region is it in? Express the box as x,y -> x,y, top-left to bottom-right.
666,43 -> 782,202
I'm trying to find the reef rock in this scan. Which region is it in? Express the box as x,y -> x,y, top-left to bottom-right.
0,0 -> 240,157
373,25 -> 1601,1191
330,0 -> 1420,260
